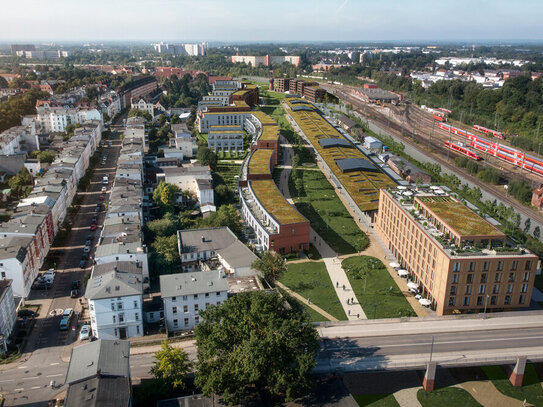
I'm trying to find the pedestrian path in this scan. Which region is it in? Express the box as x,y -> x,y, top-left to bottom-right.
278,136 -> 366,321
393,386 -> 422,407
460,381 -> 526,407
275,281 -> 338,321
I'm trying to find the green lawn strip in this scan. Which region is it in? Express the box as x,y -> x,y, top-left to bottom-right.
353,394 -> 400,407
417,387 -> 482,407
290,168 -> 368,254
297,299 -> 330,322
280,262 -> 347,320
481,364 -> 543,406
342,256 -> 416,319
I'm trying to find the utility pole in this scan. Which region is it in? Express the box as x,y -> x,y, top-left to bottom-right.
429,335 -> 435,363
447,126 -> 452,162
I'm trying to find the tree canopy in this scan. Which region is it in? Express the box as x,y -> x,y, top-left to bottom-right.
8,167 -> 33,198
251,251 -> 287,283
195,290 -> 319,405
153,182 -> 180,211
151,341 -> 192,390
196,147 -> 217,170
198,204 -> 242,235
151,235 -> 179,264
145,212 -> 180,239
128,107 -> 152,122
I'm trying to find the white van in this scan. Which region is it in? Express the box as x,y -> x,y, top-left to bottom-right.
102,176 -> 109,185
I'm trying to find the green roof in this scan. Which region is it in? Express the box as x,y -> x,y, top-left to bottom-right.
251,180 -> 307,225
417,196 -> 505,237
248,149 -> 273,175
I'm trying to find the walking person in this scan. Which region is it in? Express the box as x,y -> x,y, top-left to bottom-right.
342,284 -> 345,291
357,313 -> 360,319
348,310 -> 351,316
336,281 -> 339,288
351,297 -> 354,304
308,297 -> 311,305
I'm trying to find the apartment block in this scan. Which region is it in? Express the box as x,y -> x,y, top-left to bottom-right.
374,187 -> 538,315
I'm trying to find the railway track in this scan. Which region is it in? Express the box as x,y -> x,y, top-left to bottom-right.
324,84 -> 543,226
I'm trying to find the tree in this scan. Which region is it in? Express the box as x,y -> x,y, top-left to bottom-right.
151,235 -> 179,264
294,178 -> 303,196
524,218 -> 532,233
197,147 -> 217,170
214,183 -> 233,206
251,251 -> 287,283
36,150 -> 56,163
146,212 -> 179,238
0,76 -> 8,89
128,108 -> 152,122
153,182 -> 179,210
195,291 -> 319,405
8,167 -> 33,198
198,204 -> 242,235
534,226 -> 541,240
151,341 -> 192,390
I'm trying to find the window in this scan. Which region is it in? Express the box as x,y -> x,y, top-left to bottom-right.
491,296 -> 497,305
112,315 -> 116,323
194,304 -> 199,312
523,272 -> 530,282
205,293 -> 209,298
194,294 -> 198,299
119,314 -> 124,323
449,297 -> 456,306
519,295 -> 526,304
483,261 -> 489,271
184,318 -> 189,326
525,260 -> 532,270
521,283 -> 528,293
172,297 -> 176,301
172,306 -> 177,314
465,285 -> 472,295
173,319 -> 178,327
469,262 -> 475,272
493,284 -> 499,294
136,325 -> 140,334
135,313 -> 139,321
508,273 -> 515,282
463,297 -> 470,306
477,296 -> 483,306
114,328 -> 118,337
195,316 -> 200,324
90,304 -> 94,311
205,303 -> 210,308
182,295 -> 187,300
453,262 -> 460,272
494,273 -> 502,283
134,300 -> 138,308
216,301 -> 221,306
117,302 -> 123,310
497,261 -> 503,271
507,284 -> 513,294
511,261 -> 518,271
467,274 -> 474,283
0,272 -> 5,279
478,285 -> 486,294
505,295 -> 511,305
183,305 -> 188,313
452,274 -> 459,284
450,286 -> 457,295
480,273 -> 487,283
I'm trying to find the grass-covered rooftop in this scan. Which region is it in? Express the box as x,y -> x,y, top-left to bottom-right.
416,196 -> 505,237
248,149 -> 273,175
251,180 -> 307,225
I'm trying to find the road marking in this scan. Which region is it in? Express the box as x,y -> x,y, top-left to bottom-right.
17,366 -> 28,369
23,376 -> 39,380
141,364 -> 154,367
31,386 -> 41,389
50,362 -> 60,366
46,373 -> 63,378
14,388 -> 24,391
0,379 -> 14,383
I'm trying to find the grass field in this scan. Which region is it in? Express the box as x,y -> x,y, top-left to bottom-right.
214,162 -> 242,191
290,168 -> 369,254
481,364 -> 543,406
342,256 -> 416,319
353,394 -> 400,407
417,388 -> 482,407
280,262 -> 347,320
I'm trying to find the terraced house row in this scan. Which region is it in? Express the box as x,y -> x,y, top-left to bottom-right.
237,108 -> 310,254
283,97 -> 397,214
0,121 -> 103,298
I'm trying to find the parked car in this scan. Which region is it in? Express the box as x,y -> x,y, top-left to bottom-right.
72,280 -> 81,289
59,319 -> 69,331
79,325 -> 91,340
85,238 -> 92,246
83,246 -> 91,254
79,259 -> 87,268
99,195 -> 105,201
70,289 -> 79,298
101,186 -> 107,192
90,224 -> 97,231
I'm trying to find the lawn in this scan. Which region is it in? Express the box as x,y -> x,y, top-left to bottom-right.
290,168 -> 369,254
481,364 -> 543,406
353,394 -> 400,407
342,256 -> 416,319
417,387 -> 482,407
280,261 -> 347,320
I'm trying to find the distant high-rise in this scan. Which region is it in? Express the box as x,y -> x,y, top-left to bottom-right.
10,44 -> 35,54
153,42 -> 208,56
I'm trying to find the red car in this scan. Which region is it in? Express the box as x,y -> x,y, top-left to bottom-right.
99,195 -> 105,201
90,224 -> 97,231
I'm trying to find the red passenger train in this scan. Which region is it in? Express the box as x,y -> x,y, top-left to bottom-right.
472,124 -> 505,140
433,114 -> 446,122
444,141 -> 482,161
436,121 -> 543,176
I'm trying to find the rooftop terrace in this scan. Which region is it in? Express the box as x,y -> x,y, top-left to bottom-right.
248,149 -> 273,176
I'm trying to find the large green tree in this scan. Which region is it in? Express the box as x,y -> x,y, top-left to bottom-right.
197,147 -> 217,170
151,341 -> 192,390
153,182 -> 180,211
251,251 -> 287,283
146,212 -> 179,238
198,204 -> 242,235
8,167 -> 33,198
195,291 -> 319,405
151,235 -> 179,264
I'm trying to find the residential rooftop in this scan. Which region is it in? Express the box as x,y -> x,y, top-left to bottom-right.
248,149 -> 273,176
160,270 -> 229,298
250,180 -> 307,225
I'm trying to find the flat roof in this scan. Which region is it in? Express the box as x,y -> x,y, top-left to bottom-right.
318,138 -> 353,149
160,271 -> 229,298
250,180 -> 307,225
251,111 -> 277,125
416,196 -> 505,237
335,158 -> 379,173
248,149 -> 273,175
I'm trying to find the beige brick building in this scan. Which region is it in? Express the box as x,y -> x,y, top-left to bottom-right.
375,187 -> 538,316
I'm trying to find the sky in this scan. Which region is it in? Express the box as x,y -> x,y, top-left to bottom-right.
1,0 -> 542,43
